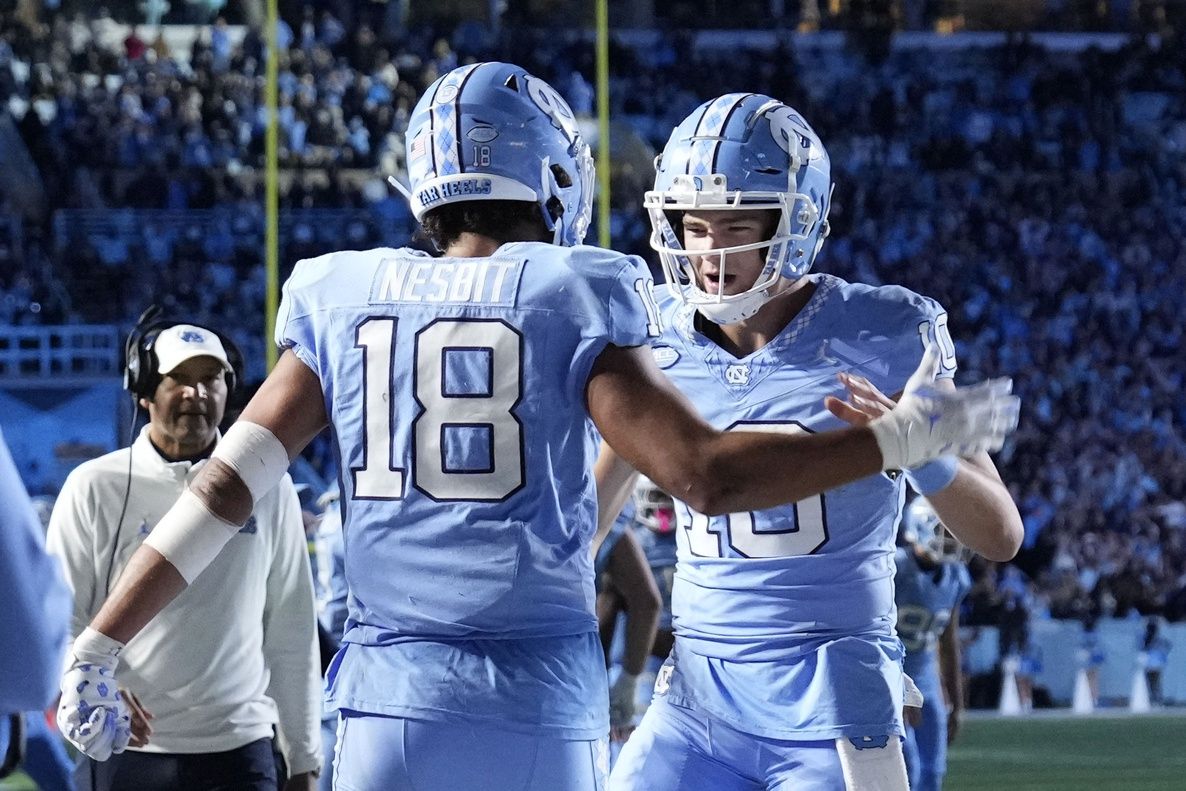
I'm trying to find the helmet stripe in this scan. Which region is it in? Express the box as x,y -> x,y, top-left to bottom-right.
687,93 -> 752,177
430,63 -> 482,177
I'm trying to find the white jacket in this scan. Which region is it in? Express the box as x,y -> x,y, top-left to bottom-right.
47,426 -> 321,774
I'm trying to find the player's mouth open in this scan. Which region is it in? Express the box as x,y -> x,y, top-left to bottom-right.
701,271 -> 732,294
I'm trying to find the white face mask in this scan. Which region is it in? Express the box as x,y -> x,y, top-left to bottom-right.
645,179 -> 819,325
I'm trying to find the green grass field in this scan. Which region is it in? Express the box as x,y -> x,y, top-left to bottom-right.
4,712 -> 1184,789
947,712 -> 1186,790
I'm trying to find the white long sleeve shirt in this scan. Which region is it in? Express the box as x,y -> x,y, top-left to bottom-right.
47,427 -> 321,774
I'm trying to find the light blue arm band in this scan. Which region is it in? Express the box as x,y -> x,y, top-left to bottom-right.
905,456 -> 959,495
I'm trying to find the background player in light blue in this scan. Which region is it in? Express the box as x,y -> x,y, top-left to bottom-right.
0,428 -> 71,715
633,477 -> 679,664
0,429 -> 72,786
598,93 -> 1024,790
54,64 -> 1019,791
595,499 -> 662,743
895,498 -> 972,791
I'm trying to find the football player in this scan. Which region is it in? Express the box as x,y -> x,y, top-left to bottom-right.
598,94 -> 1023,790
56,68 -> 1018,790
595,499 -> 662,743
895,498 -> 972,791
633,476 -> 679,663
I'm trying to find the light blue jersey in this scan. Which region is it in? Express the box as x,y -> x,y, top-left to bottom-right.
276,242 -> 657,739
0,429 -> 71,712
894,549 -> 970,791
653,274 -> 955,740
894,549 -> 972,679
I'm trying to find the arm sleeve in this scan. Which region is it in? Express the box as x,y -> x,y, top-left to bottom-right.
274,258 -> 321,376
0,432 -> 72,710
607,255 -> 662,347
261,479 -> 322,775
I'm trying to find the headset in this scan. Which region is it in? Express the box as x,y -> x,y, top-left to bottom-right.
105,306 -> 245,595
123,305 -> 243,401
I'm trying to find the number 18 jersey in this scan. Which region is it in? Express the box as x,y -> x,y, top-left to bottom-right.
276,242 -> 657,737
653,273 -> 956,740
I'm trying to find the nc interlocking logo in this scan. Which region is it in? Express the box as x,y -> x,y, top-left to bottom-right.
725,364 -> 750,386
179,330 -> 206,343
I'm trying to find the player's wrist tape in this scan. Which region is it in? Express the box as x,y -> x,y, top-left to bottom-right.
868,416 -> 909,471
143,489 -> 244,584
211,421 -> 289,503
905,456 -> 959,495
73,627 -> 125,665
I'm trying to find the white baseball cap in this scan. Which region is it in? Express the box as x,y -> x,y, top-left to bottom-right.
154,324 -> 233,375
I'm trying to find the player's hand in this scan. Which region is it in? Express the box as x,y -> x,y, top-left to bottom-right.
609,672 -> 639,742
121,687 -> 154,747
862,346 -> 1019,470
57,628 -> 133,761
947,707 -> 962,745
824,371 -> 896,425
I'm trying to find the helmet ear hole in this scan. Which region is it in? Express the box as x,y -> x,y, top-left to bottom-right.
550,164 -> 573,188
545,195 -> 565,223
503,74 -> 519,91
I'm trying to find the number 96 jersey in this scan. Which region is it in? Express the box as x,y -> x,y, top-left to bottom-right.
653,273 -> 956,741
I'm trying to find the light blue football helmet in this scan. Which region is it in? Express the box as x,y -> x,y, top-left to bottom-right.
645,93 -> 832,324
404,62 -> 594,246
901,498 -> 970,564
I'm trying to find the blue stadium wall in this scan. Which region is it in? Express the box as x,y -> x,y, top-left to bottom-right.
0,381 -> 123,494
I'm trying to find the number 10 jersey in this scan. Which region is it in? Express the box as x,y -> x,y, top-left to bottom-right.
652,273 -> 956,740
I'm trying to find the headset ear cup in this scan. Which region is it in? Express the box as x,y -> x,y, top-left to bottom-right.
214,331 -> 244,402
125,306 -> 171,399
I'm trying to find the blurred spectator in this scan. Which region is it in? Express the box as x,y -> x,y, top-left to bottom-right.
2,14 -> 1186,627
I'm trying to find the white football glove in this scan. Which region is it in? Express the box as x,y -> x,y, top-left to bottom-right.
870,346 -> 1019,470
57,628 -> 132,761
609,671 -> 639,731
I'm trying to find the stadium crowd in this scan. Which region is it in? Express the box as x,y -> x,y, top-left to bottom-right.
2,5 -> 1186,626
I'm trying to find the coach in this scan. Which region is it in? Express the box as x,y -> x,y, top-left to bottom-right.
48,318 -> 320,790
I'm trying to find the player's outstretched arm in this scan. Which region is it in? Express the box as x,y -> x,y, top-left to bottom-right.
590,344 -> 1018,517
60,351 -> 328,761
588,344 -> 881,515
589,345 -> 880,515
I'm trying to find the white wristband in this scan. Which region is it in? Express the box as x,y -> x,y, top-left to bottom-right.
73,627 -> 125,665
211,421 -> 290,503
143,489 -> 244,584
